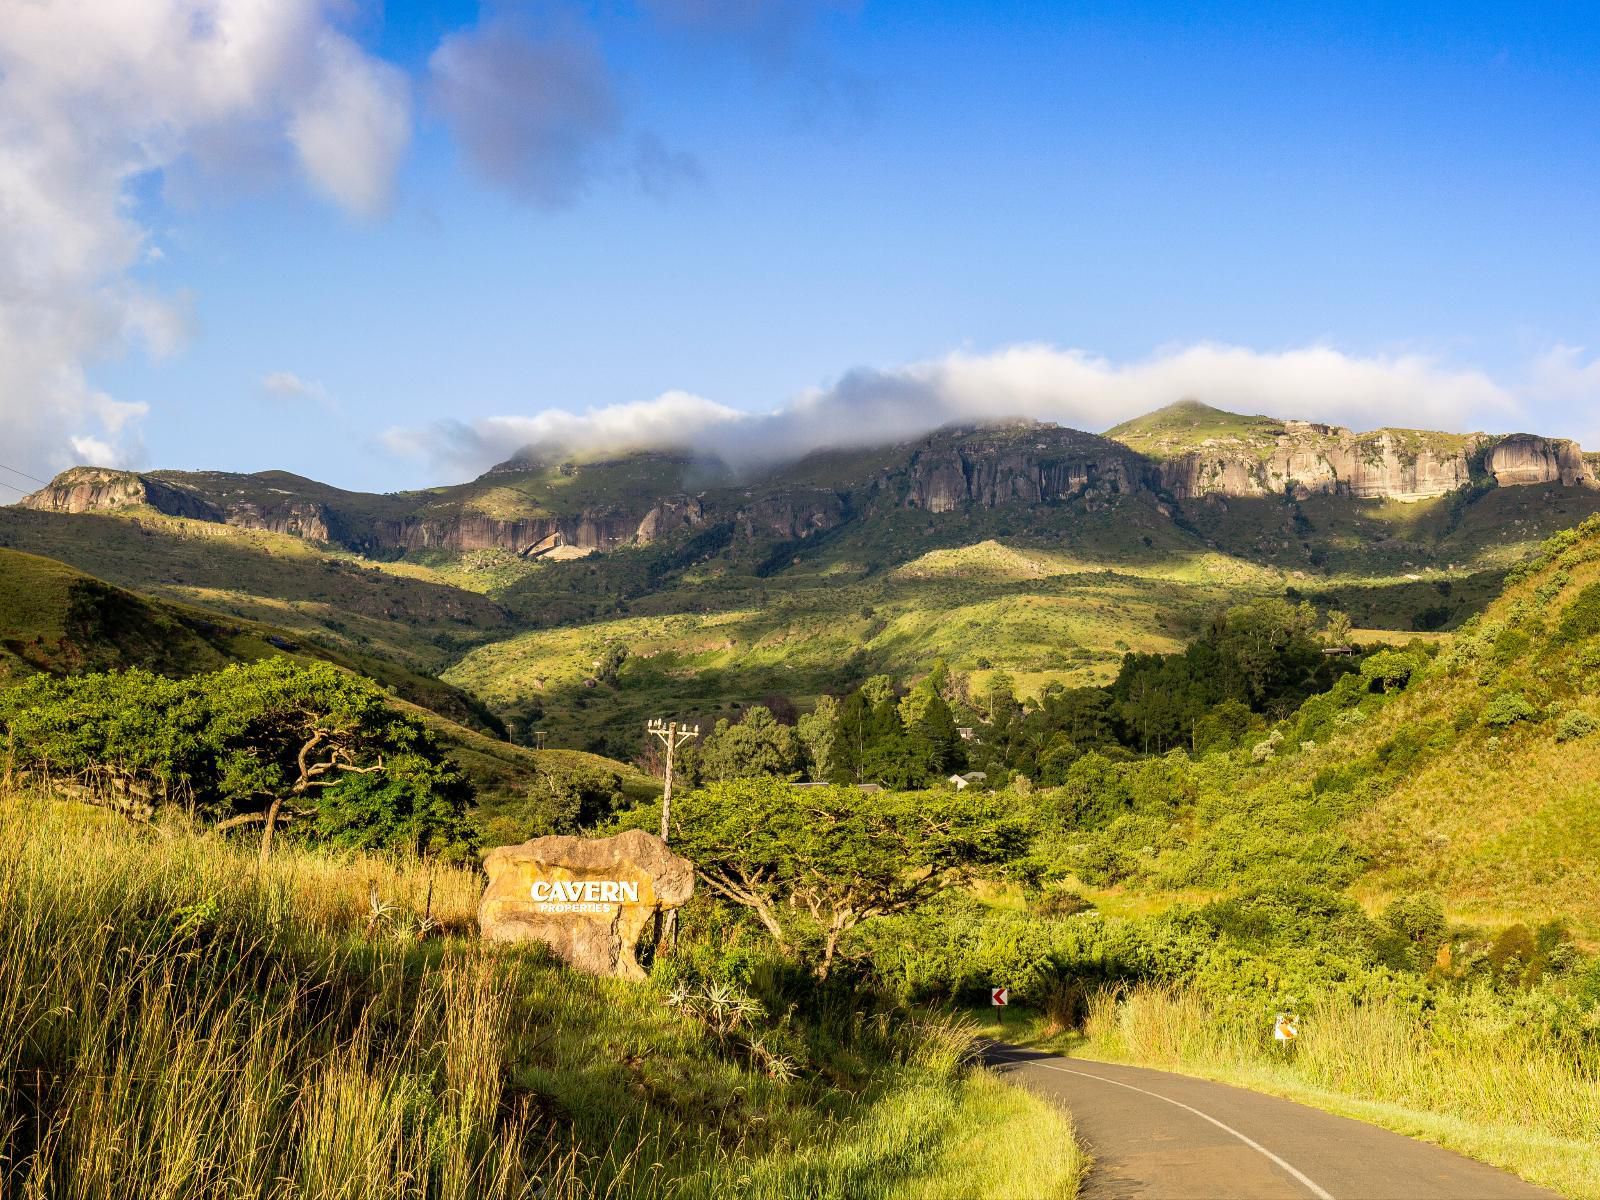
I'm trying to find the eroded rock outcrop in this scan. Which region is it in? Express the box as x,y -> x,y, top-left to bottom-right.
893,428 -> 1146,513
1158,430 -> 1482,502
479,829 -> 695,980
223,500 -> 337,543
736,490 -> 848,539
1487,435 -> 1597,488
19,467 -> 222,521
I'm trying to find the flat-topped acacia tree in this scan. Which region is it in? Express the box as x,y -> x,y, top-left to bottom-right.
657,777 -> 1026,979
0,659 -> 473,862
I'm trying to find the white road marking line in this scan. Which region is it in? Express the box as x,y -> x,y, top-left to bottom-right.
990,1052 -> 1337,1200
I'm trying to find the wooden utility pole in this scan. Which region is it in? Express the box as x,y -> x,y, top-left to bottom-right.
646,717 -> 699,845
646,717 -> 699,954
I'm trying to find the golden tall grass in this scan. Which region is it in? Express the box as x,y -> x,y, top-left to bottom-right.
0,794 -> 1081,1199
0,798 -> 538,1199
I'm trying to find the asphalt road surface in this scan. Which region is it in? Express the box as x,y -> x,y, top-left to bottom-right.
985,1045 -> 1558,1200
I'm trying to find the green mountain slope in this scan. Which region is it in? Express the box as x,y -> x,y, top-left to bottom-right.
1105,398 -> 1289,457
0,508 -> 511,671
0,546 -> 653,818
1075,513 -> 1600,936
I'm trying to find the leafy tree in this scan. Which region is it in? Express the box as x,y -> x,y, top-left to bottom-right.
693,705 -> 802,783
1360,650 -> 1421,693
658,778 -> 1026,978
859,675 -> 896,707
1192,698 -> 1255,755
0,669 -> 204,814
0,660 -> 475,861
1323,610 -> 1354,648
202,660 -> 473,862
1046,752 -> 1131,830
594,643 -> 628,686
797,694 -> 840,782
983,672 -> 1017,723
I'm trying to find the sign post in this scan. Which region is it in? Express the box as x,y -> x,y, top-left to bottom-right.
991,986 -> 1009,1030
1273,1012 -> 1299,1046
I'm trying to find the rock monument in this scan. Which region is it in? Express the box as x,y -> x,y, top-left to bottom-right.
479,829 -> 695,980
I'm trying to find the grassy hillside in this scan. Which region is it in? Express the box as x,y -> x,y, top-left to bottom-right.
1107,511 -> 1600,934
1106,399 -> 1288,458
0,546 -> 500,731
0,792 -> 1082,1198
441,483 -> 1600,754
0,508 -> 512,670
0,547 -> 651,823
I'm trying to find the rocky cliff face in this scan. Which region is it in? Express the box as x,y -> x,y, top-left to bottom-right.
1156,429 -> 1480,502
223,500 -> 337,543
1154,430 -> 1598,501
16,419 -> 1598,560
1485,436 -> 1597,488
369,512 -> 648,555
734,491 -> 848,540
20,467 -> 222,522
890,428 -> 1145,513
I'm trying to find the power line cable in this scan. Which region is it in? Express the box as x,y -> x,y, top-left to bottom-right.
0,461 -> 49,486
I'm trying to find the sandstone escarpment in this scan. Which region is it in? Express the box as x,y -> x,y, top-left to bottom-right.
20,467 -> 222,521
1485,435 -> 1597,488
634,496 -> 706,542
736,490 -> 848,539
222,499 -> 337,543
893,429 -> 1146,513
1158,430 -> 1482,502
16,414 -> 1598,563
369,512 -> 646,555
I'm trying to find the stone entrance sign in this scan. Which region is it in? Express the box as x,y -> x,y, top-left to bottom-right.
479,829 -> 695,980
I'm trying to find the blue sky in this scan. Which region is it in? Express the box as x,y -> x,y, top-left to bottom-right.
5,1 -> 1600,494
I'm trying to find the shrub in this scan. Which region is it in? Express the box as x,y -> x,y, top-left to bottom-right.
1360,650 -> 1421,693
1484,690 -> 1537,729
1555,581 -> 1600,646
1034,887 -> 1094,918
1557,709 -> 1599,743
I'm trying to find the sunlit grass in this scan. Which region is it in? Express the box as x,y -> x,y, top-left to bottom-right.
0,792 -> 1080,1199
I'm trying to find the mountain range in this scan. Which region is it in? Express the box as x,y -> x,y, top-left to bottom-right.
8,399 -> 1600,758
17,401 -> 1600,559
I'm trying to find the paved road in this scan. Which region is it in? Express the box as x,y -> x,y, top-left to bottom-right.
984,1045 -> 1558,1200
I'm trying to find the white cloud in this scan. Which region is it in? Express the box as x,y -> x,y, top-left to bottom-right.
261,370 -> 328,402
381,342 -> 1531,480
0,2 -> 412,481
381,390 -> 745,478
1526,344 -> 1600,451
429,17 -> 619,208
289,31 -> 412,217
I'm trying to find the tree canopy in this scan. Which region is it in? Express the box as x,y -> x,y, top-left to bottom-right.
650,777 -> 1026,977
0,659 -> 474,860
